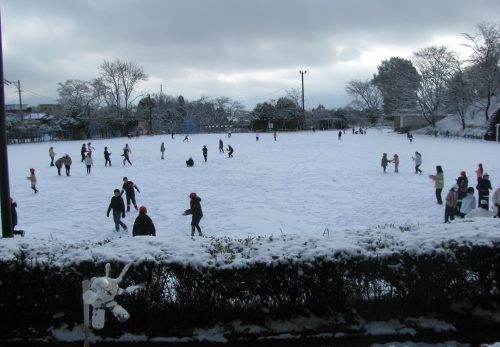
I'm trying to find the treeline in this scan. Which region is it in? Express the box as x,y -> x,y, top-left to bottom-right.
345,22 -> 500,133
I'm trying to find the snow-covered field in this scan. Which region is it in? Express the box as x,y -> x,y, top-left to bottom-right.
1,129 -> 499,265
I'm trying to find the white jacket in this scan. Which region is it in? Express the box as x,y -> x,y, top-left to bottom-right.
460,194 -> 476,215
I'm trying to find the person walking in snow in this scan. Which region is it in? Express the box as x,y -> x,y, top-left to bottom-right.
107,189 -> 127,232
228,130 -> 231,138
171,131 -> 174,139
338,131 -> 342,140
55,156 -> 64,176
459,187 -> 476,218
392,154 -> 399,173
493,186 -> 500,218
412,151 -> 422,174
183,192 -> 203,237
26,168 -> 38,193
476,173 -> 492,210
104,147 -> 112,167
256,133 -> 259,141
132,206 -> 156,237
475,163 -> 483,184
219,139 -> 224,153
122,144 -> 132,166
64,154 -> 72,176
49,147 -> 56,166
444,185 -> 458,223
429,165 -> 444,204
202,145 -> 208,162
121,177 -> 140,212
81,144 -> 87,162
227,145 -> 234,158
160,142 -> 165,160
455,171 -> 468,213
381,153 -> 390,173
10,197 -> 25,236
84,153 -> 93,174
273,130 -> 277,141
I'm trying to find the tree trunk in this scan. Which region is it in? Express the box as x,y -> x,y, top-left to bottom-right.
485,94 -> 491,121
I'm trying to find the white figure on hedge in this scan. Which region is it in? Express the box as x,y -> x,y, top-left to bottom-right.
82,263 -> 131,329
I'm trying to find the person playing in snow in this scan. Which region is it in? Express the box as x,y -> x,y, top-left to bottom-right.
455,171 -> 468,213
444,184 -> 458,223
81,143 -> 87,162
392,154 -> 399,173
121,177 -> 140,212
273,130 -> 277,141
64,154 -> 72,176
338,131 -> 342,140
412,151 -> 422,174
476,173 -> 492,210
408,133 -> 413,143
227,145 -> 234,158
465,200 -> 495,218
219,139 -> 224,153
183,135 -> 189,142
186,157 -> 194,167
475,163 -> 483,184
381,153 -> 390,173
459,187 -> 476,218
171,131 -> 174,139
107,189 -> 127,232
49,146 -> 56,166
160,142 -> 165,160
256,133 -> 259,141
202,145 -> 208,162
10,197 -> 25,237
493,186 -> 500,218
228,130 -> 231,138
84,153 -> 93,174
26,168 -> 38,193
55,156 -> 65,176
429,165 -> 444,205
87,142 -> 95,157
132,206 -> 156,237
122,144 -> 132,166
104,147 -> 112,167
183,192 -> 203,237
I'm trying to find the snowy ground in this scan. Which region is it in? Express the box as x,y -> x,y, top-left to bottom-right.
1,129 -> 499,265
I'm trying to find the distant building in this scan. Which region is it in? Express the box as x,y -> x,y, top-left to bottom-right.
5,104 -> 28,113
394,114 -> 447,131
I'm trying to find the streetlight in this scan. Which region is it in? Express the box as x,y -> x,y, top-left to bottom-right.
299,70 -> 307,112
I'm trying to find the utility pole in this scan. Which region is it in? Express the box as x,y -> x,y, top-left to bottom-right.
148,94 -> 153,134
299,70 -> 307,112
17,80 -> 23,122
0,12 -> 13,237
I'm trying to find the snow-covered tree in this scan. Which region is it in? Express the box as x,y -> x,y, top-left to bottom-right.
345,79 -> 383,123
446,63 -> 475,130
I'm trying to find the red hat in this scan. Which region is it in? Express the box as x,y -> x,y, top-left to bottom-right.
139,206 -> 147,213
189,192 -> 197,199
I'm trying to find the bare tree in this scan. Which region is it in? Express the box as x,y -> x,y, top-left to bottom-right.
413,46 -> 458,127
285,88 -> 301,108
117,61 -> 147,117
57,79 -> 95,117
463,22 -> 500,121
345,79 -> 383,109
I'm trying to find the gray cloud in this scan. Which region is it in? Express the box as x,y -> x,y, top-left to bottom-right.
2,0 -> 499,110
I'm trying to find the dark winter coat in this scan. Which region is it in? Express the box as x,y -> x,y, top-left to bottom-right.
185,197 -> 203,221
55,157 -> 64,168
202,147 -> 208,156
104,150 -> 111,159
186,158 -> 194,167
456,176 -> 468,198
476,178 -> 492,197
11,202 -> 17,229
122,181 -> 140,196
132,212 -> 156,236
107,196 -> 126,217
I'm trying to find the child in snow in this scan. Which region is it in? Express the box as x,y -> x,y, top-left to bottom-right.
122,144 -> 132,165
49,147 -> 56,166
429,165 -> 444,204
444,185 -> 458,223
10,197 -> 25,237
219,139 -> 224,153
26,168 -> 38,193
84,153 -> 93,174
183,135 -> 189,142
412,151 -> 422,174
160,142 -> 165,160
121,177 -> 140,212
55,156 -> 65,176
64,154 -> 72,176
87,142 -> 95,157
392,154 -> 399,173
455,171 -> 468,213
107,189 -> 127,232
381,153 -> 390,173
81,144 -> 87,162
183,192 -> 203,237
256,133 -> 259,141
202,145 -> 208,162
227,145 -> 234,158
186,157 -> 194,167
104,147 -> 112,167
273,131 -> 277,141
459,187 -> 476,218
476,173 -> 492,210
493,187 -> 500,218
338,131 -> 342,140
228,130 -> 231,138
132,206 -> 156,237
475,163 -> 483,184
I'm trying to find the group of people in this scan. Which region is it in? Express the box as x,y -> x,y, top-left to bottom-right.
381,153 -> 400,173
428,163 -> 499,223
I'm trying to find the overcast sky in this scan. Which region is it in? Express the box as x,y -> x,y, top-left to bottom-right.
2,0 -> 499,111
